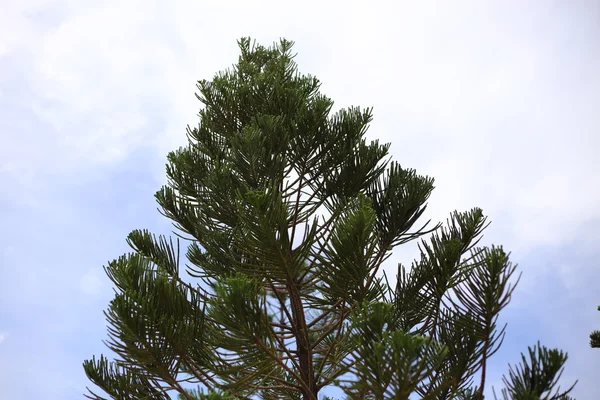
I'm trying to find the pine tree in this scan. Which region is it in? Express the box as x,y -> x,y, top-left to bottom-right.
83,38 -> 578,400
590,306 -> 600,348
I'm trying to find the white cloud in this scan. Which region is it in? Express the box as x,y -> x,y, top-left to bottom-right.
0,332 -> 6,344
79,270 -> 103,295
30,1 -> 165,163
1,0 -> 597,255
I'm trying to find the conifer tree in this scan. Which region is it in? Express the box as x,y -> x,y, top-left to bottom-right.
83,38 -> 578,400
590,306 -> 600,348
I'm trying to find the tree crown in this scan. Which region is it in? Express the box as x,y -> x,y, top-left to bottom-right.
84,38 -> 578,400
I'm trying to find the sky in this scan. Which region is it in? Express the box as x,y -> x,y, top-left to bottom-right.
0,0 -> 599,398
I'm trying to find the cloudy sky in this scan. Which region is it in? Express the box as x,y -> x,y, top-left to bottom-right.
1,0 -> 599,398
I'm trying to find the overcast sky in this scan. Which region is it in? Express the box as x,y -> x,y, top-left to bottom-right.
1,0 -> 599,399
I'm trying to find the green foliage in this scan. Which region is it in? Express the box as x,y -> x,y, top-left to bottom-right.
177,387 -> 238,400
590,305 -> 600,348
83,37 -> 578,400
343,301 -> 449,399
493,342 -> 577,400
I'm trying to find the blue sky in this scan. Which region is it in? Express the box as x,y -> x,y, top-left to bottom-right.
1,0 -> 599,398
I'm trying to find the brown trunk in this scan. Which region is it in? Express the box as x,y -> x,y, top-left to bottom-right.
287,279 -> 317,400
